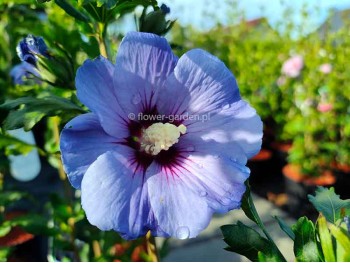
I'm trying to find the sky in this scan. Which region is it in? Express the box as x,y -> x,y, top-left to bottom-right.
160,0 -> 350,33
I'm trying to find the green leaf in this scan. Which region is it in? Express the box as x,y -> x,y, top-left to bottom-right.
55,0 -> 91,22
274,216 -> 295,240
96,0 -> 117,8
0,191 -> 30,206
241,181 -> 259,225
221,221 -> 285,262
329,223 -> 350,261
292,217 -> 321,262
0,96 -> 85,131
317,215 -> 336,261
0,133 -> 36,155
308,187 -> 350,224
0,247 -> 12,262
0,225 -> 11,237
8,214 -> 57,236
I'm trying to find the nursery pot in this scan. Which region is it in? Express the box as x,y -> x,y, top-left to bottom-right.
247,148 -> 273,185
270,141 -> 292,168
247,148 -> 287,199
283,164 -> 336,219
331,162 -> 350,199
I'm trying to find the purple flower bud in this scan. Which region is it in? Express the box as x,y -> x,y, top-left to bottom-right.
10,62 -> 41,85
160,4 -> 170,14
16,34 -> 48,65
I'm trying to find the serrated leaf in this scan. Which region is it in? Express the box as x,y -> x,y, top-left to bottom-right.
317,215 -> 336,261
292,217 -> 321,262
221,221 -> 285,262
274,216 -> 295,240
308,187 -> 350,224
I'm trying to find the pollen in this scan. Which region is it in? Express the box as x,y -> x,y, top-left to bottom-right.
140,123 -> 187,155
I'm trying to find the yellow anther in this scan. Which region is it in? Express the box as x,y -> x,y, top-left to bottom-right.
140,123 -> 186,155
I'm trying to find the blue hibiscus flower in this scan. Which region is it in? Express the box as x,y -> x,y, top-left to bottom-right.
60,32 -> 262,240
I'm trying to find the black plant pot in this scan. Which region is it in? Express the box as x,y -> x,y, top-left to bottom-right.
333,169 -> 350,200
283,164 -> 335,220
248,148 -> 286,198
283,175 -> 318,219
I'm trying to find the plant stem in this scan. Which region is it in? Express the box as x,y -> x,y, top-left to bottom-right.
92,240 -> 102,259
97,22 -> 108,58
144,231 -> 159,262
51,116 -> 81,261
246,186 -> 287,261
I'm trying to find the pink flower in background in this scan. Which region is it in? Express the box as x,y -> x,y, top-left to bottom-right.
281,55 -> 304,78
319,63 -> 332,74
317,102 -> 333,112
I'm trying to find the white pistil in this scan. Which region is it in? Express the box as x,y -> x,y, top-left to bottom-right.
140,123 -> 187,155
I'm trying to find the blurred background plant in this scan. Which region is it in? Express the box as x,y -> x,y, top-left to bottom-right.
170,5 -> 350,189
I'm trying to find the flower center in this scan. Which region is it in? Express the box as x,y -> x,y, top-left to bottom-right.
140,122 -> 186,155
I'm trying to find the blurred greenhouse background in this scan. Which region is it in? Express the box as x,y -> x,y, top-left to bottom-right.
0,0 -> 350,261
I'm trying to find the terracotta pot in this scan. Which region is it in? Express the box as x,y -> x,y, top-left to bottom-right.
249,149 -> 272,161
270,141 -> 293,154
283,164 -> 336,219
331,162 -> 350,174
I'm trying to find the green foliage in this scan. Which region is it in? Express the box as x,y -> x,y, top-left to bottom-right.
0,96 -> 85,131
225,187 -> 350,262
292,217 -> 321,262
0,247 -> 13,262
54,0 -> 91,22
0,191 -> 31,206
308,187 -> 350,224
328,222 -> 350,261
274,216 -> 295,240
222,221 -> 285,262
224,182 -> 287,261
0,133 -> 37,155
318,215 -> 336,261
171,9 -> 350,177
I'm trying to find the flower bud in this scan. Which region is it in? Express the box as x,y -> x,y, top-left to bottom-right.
16,35 -> 49,65
139,4 -> 175,36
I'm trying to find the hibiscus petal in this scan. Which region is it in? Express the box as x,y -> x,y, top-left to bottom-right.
60,113 -> 122,189
75,56 -> 128,138
81,150 -> 156,240
189,100 -> 263,158
157,48 -> 240,117
146,162 -> 212,239
114,32 -> 178,115
178,151 -> 250,213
